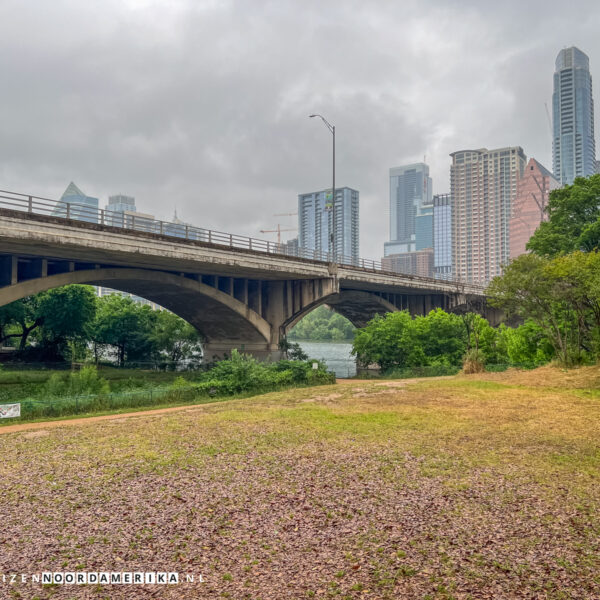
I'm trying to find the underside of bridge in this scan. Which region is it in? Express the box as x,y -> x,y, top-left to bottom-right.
0,251 -> 493,360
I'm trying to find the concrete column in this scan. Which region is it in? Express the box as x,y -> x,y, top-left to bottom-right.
263,280 -> 286,349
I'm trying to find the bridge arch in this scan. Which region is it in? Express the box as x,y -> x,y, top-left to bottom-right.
283,290 -> 398,334
0,267 -> 272,347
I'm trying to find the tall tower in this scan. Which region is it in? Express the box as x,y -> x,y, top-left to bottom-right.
552,47 -> 596,185
451,147 -> 526,284
298,187 -> 359,263
384,163 -> 432,256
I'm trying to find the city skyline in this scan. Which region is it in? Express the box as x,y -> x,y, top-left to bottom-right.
2,2 -> 600,261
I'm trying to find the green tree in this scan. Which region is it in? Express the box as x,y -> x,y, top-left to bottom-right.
352,311 -> 412,371
0,285 -> 97,359
527,174 -> 600,257
289,305 -> 355,341
416,308 -> 467,366
35,285 -> 97,356
488,254 -> 583,365
91,294 -> 157,366
500,321 -> 554,365
153,310 -> 202,364
0,298 -> 37,350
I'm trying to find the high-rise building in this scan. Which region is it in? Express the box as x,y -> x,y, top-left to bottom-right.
382,249 -> 434,278
52,182 -> 99,224
298,187 -> 359,263
552,46 -> 596,185
433,193 -> 452,280
384,163 -> 432,256
451,147 -> 526,284
103,193 -> 157,231
282,237 -> 299,256
107,194 -> 136,213
509,158 -> 560,260
164,209 -> 207,242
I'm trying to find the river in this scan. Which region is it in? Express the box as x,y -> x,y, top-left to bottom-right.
296,341 -> 356,378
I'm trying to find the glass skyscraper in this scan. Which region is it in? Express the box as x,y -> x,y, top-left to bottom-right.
433,193 -> 452,280
52,182 -> 99,224
552,46 -> 596,185
384,163 -> 432,256
298,187 -> 359,263
107,194 -> 136,213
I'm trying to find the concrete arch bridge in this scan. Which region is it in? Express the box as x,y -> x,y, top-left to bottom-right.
0,204 -> 493,360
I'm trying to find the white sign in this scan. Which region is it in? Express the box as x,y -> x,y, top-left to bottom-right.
312,362 -> 319,370
0,403 -> 20,418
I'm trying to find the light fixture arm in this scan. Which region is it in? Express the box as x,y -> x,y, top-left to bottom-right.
309,114 -> 336,262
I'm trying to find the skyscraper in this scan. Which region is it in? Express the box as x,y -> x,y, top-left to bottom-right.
433,193 -> 452,280
298,187 -> 359,263
552,46 -> 596,185
451,147 -> 526,284
107,194 -> 136,213
384,163 -> 432,256
52,182 -> 99,224
509,158 -> 560,260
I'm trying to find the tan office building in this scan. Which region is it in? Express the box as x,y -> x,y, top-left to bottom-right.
450,147 -> 526,284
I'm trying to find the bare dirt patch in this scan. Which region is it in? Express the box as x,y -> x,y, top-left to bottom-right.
21,429 -> 49,439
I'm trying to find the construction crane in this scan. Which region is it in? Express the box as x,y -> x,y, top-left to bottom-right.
273,212 -> 298,217
260,224 -> 297,245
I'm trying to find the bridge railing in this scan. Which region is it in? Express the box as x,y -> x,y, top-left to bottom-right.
0,189 -> 484,291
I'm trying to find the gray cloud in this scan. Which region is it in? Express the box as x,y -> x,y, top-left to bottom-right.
1,0 -> 600,259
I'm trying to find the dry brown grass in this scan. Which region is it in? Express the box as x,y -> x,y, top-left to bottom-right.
0,366 -> 599,599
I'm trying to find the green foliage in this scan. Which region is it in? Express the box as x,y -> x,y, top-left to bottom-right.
9,355 -> 334,422
501,321 -> 554,366
527,174 -> 600,257
44,366 -> 109,397
288,305 -> 355,341
488,253 -> 599,366
90,294 -> 158,366
201,350 -> 334,394
352,309 -> 467,372
152,310 -> 202,363
0,285 -> 97,359
278,338 -> 308,361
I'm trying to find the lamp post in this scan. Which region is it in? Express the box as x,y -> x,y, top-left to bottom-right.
309,114 -> 336,262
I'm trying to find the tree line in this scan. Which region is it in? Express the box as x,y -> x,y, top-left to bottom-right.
0,287 -> 201,365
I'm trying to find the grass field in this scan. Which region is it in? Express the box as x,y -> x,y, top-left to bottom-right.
1,366 -> 599,599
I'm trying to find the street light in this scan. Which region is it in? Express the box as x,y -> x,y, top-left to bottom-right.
309,114 -> 336,261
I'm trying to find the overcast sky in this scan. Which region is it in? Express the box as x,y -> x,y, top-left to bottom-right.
1,0 -> 600,260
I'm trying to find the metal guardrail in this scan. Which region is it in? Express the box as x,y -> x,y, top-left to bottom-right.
0,189 -> 484,291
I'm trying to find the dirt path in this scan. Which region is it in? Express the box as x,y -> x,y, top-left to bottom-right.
0,402 -> 214,435
1,377 -> 454,435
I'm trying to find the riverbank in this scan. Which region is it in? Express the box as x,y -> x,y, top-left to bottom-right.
1,365 -> 599,598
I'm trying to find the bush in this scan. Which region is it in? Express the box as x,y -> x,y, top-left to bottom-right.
462,349 -> 485,374
44,366 -> 109,397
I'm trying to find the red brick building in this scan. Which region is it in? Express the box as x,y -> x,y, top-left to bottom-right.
509,158 -> 560,260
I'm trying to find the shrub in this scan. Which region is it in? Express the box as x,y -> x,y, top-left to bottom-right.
462,349 -> 485,374
44,366 -> 109,397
